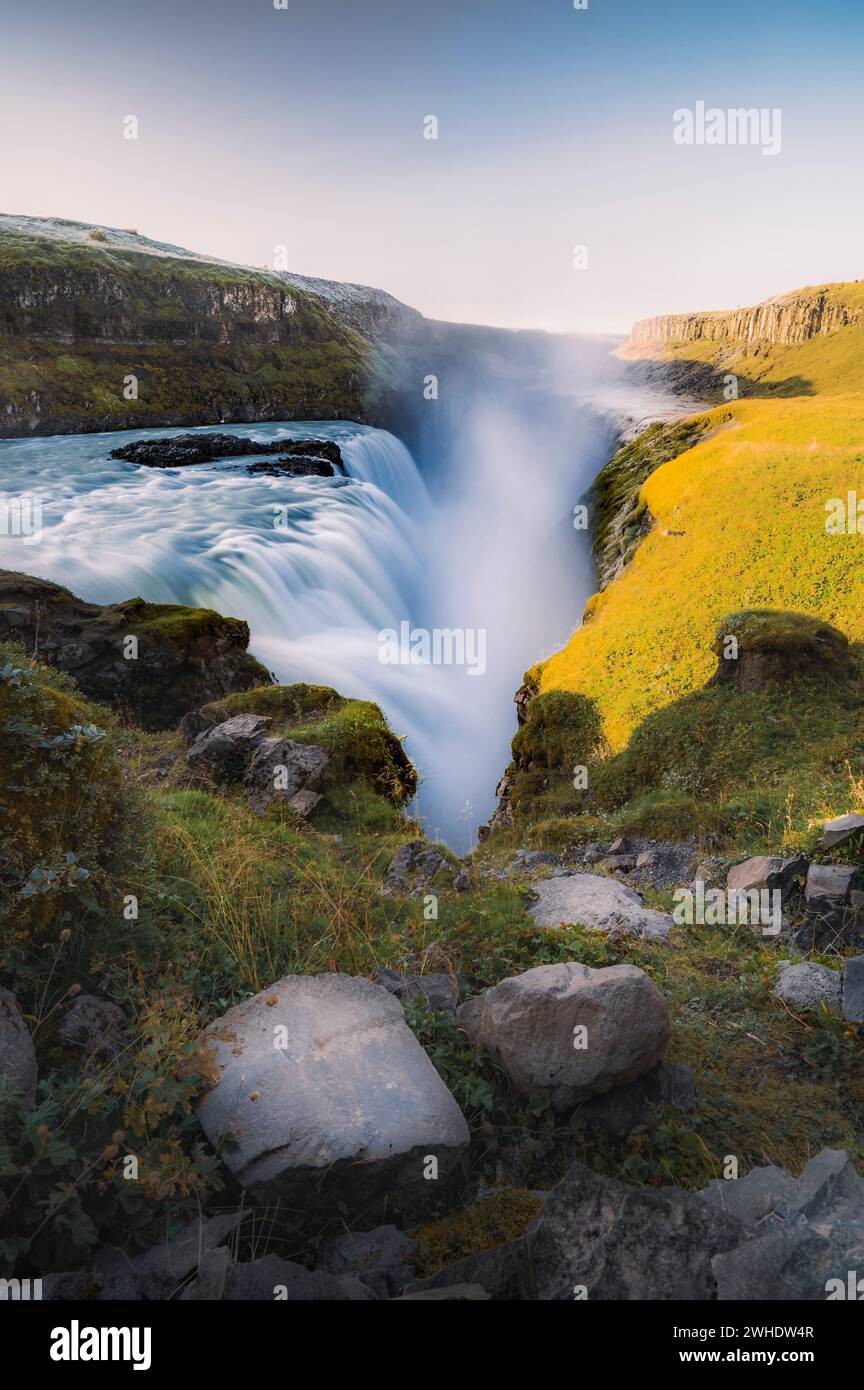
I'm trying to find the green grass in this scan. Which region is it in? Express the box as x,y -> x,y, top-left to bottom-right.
520,378 -> 864,850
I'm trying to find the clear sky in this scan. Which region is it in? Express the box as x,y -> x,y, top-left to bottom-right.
2,0 -> 862,333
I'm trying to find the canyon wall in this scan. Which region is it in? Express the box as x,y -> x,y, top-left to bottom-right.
628,286 -> 862,351
0,216 -> 426,437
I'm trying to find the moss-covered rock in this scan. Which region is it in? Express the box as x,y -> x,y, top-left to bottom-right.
710,609 -> 856,691
0,570 -> 270,730
411,1189 -> 544,1279
500,690 -> 603,823
200,683 -> 416,805
199,682 -> 345,727
0,643 -> 137,931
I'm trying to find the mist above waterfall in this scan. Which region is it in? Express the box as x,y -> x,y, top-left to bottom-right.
0,333 -> 681,847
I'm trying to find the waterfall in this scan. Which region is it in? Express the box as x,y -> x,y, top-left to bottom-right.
0,354 -> 679,846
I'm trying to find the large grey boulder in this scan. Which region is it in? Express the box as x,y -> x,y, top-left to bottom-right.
243,736 -> 328,815
823,812 -> 864,850
842,955 -> 864,1022
187,714 -> 272,779
0,986 -> 37,1106
528,873 -> 673,941
707,1148 -> 864,1298
524,1160 -> 744,1300
772,961 -> 841,1011
703,1148 -> 864,1232
781,1148 -> 864,1224
195,974 -> 469,1222
727,855 -> 806,900
457,962 -> 670,1111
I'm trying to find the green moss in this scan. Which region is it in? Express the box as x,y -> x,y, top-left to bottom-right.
200,682 -> 345,726
290,700 -> 416,805
716,608 -> 855,675
411,1189 -> 544,1278
506,690 -> 604,822
511,690 -> 602,770
522,816 -> 601,851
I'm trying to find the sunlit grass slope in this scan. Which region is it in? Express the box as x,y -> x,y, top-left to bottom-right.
541,394 -> 864,746
520,290 -> 864,846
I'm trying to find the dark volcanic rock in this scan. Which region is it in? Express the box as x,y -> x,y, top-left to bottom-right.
243,735 -> 329,815
524,1160 -> 744,1300
383,840 -> 450,895
246,455 -> 335,478
110,433 -> 344,473
179,1249 -> 357,1301
0,569 -> 270,730
317,1225 -> 417,1298
186,713 -> 273,779
843,955 -> 864,1022
374,968 -> 459,1015
402,1239 -> 530,1301
713,1220 -> 864,1301
579,1060 -> 696,1139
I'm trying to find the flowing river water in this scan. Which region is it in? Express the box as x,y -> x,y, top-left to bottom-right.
0,346 -> 684,846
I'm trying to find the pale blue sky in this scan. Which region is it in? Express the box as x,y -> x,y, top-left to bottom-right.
2,0 -> 862,332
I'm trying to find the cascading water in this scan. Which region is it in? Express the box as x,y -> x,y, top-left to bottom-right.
0,346 -> 684,847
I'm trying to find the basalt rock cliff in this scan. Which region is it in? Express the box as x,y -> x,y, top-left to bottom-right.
625,284 -> 863,353
0,214 -> 574,443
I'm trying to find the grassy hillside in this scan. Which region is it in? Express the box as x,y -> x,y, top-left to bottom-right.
514,288 -> 864,848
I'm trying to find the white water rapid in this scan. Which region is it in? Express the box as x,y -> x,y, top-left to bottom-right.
0,348 -> 683,847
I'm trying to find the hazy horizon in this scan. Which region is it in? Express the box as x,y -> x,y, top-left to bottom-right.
3,0 -> 862,334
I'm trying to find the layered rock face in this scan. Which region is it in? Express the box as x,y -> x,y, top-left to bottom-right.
0,218 -> 375,435
627,286 -> 861,351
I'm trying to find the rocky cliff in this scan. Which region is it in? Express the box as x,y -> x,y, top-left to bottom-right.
626,284 -> 863,352
0,215 -> 428,437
